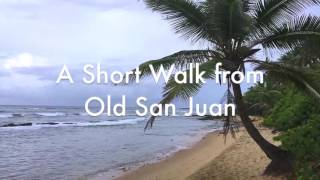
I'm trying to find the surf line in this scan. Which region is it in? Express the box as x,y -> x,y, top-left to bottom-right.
85,96 -> 235,117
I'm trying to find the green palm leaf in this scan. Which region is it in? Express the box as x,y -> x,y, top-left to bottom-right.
254,61 -> 320,100
253,0 -> 320,26
203,0 -> 252,43
127,50 -> 219,83
144,0 -> 210,42
144,60 -> 218,130
256,16 -> 320,49
242,0 -> 255,13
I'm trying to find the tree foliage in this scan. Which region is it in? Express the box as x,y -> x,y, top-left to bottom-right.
134,0 -> 320,130
245,38 -> 320,178
132,0 -> 320,175
276,115 -> 320,179
264,88 -> 320,130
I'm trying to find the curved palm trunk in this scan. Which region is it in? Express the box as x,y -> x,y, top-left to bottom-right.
232,83 -> 292,174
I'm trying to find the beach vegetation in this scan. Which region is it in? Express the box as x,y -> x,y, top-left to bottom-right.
128,0 -> 320,175
244,80 -> 283,116
276,115 -> 320,179
245,39 -> 320,179
264,88 -> 320,131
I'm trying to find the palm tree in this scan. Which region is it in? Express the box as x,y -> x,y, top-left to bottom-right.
280,38 -> 320,66
131,0 -> 320,174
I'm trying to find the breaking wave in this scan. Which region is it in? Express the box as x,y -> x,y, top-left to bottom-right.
0,118 -> 146,130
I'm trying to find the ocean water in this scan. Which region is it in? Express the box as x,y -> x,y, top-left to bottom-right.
0,105 -> 223,180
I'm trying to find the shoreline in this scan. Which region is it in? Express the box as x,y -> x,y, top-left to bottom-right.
89,129 -> 242,180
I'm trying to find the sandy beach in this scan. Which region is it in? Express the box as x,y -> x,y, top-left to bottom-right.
88,130 -> 238,180
189,126 -> 286,180
92,122 -> 286,180
117,131 -> 239,180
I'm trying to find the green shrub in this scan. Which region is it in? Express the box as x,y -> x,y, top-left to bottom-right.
276,115 -> 320,179
297,166 -> 320,180
264,90 -> 319,131
244,84 -> 282,116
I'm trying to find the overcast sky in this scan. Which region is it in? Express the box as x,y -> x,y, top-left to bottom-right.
0,0 -> 319,106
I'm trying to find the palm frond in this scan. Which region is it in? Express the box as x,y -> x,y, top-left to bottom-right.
203,0 -> 251,43
242,0 -> 256,13
253,0 -> 320,26
254,61 -> 320,100
221,81 -> 240,138
144,0 -> 211,42
127,50 -> 218,83
256,16 -> 320,50
144,60 -> 218,130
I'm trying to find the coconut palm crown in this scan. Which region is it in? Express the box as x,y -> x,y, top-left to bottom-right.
131,0 -> 320,174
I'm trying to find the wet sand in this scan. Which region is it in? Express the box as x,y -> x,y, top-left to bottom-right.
92,122 -> 285,180
115,131 -> 240,180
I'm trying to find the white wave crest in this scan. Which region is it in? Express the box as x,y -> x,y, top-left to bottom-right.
0,118 -> 146,130
36,112 -> 66,117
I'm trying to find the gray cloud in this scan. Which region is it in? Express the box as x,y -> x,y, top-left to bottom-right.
0,0 -> 315,106
10,63 -> 139,82
12,66 -> 60,81
0,0 -> 198,66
